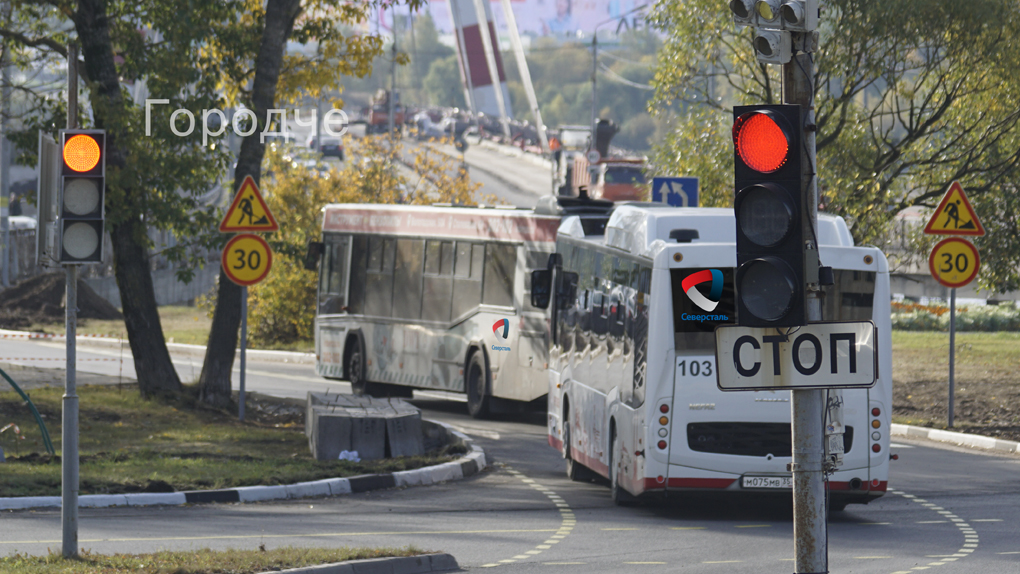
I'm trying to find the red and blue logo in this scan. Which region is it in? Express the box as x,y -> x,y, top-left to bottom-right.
492,318 -> 510,339
682,269 -> 724,312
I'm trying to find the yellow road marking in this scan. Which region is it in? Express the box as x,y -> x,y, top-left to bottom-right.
671,526 -> 706,530
601,528 -> 638,531
544,562 -> 587,565
624,562 -> 667,565
998,552 -> 1020,555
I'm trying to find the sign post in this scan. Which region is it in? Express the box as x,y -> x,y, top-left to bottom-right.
219,176 -> 277,422
924,181 -> 984,428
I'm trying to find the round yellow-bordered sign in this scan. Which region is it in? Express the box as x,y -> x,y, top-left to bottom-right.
222,233 -> 273,286
928,237 -> 980,288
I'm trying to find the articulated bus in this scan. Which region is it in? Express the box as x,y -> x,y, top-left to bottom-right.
311,197 -> 611,418
542,204 -> 892,509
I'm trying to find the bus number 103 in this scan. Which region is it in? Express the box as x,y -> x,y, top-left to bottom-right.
678,359 -> 713,377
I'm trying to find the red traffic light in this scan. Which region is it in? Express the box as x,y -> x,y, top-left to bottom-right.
63,134 -> 102,173
733,111 -> 791,173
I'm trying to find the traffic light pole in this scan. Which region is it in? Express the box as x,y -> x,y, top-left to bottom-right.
62,42 -> 80,559
784,37 -> 827,574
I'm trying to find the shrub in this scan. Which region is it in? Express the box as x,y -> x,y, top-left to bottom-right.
891,301 -> 1020,332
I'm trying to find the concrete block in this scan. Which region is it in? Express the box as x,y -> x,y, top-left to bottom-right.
385,414 -> 424,458
309,409 -> 354,461
307,395 -> 423,461
349,413 -> 386,460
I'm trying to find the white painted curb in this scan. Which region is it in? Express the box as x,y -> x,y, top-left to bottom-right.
892,423 -> 1020,454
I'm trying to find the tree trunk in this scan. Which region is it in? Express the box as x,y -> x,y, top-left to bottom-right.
198,0 -> 303,408
75,0 -> 182,398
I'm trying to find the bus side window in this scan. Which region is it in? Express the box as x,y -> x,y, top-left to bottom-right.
348,235 -> 368,315
365,237 -> 396,317
423,240 -> 454,322
452,242 -> 483,319
483,243 -> 516,308
393,239 -> 424,320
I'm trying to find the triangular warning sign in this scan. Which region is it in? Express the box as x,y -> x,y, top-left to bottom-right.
923,181 -> 984,236
219,175 -> 279,232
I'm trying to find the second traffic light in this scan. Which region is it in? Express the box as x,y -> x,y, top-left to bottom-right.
59,130 -> 106,264
732,104 -> 805,328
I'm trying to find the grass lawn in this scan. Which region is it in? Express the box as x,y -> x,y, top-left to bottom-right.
0,385 -> 460,497
0,546 -> 427,574
23,306 -> 315,353
891,330 -> 1020,386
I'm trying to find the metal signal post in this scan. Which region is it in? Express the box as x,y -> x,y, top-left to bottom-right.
727,1 -> 826,572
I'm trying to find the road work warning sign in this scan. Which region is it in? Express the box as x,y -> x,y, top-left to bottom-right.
923,181 -> 984,236
219,175 -> 279,233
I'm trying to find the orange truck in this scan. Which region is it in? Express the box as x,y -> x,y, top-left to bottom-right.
571,156 -> 647,201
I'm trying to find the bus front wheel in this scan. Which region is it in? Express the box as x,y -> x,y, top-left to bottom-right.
466,351 -> 491,419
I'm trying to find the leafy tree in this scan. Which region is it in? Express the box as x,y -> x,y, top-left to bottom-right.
196,0 -> 422,409
0,0 -> 240,398
649,0 -> 1020,291
423,55 -> 466,109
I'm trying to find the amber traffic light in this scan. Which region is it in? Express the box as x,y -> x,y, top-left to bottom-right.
59,130 -> 106,263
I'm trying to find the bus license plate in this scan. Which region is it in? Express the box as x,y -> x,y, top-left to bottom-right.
741,475 -> 793,489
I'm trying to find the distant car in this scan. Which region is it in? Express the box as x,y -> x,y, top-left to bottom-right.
306,136 -> 345,160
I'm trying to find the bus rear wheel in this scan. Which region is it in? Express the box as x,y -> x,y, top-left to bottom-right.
345,341 -> 370,396
466,351 -> 491,419
610,430 -> 638,506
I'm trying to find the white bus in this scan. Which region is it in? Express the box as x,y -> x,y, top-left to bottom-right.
310,198 -> 612,418
540,204 -> 892,510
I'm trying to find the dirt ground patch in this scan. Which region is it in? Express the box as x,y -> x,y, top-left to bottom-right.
892,331 -> 1020,443
0,272 -> 122,330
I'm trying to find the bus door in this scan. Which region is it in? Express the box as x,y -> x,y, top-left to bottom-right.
317,235 -> 351,379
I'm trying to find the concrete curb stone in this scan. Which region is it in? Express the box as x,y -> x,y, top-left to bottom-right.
0,421 -> 485,511
891,423 -> 1020,454
260,553 -> 460,574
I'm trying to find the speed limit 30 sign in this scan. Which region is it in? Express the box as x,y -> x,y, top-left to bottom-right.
928,237 -> 980,288
222,233 -> 273,286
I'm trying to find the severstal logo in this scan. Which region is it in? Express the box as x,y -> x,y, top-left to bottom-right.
492,318 -> 510,339
682,269 -> 724,312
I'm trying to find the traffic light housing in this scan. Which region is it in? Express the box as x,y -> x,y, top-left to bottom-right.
732,105 -> 805,328
59,130 -> 106,264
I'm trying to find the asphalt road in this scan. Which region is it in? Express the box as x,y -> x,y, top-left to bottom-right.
2,338 -> 1019,572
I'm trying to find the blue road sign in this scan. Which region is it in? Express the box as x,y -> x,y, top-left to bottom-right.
652,177 -> 699,207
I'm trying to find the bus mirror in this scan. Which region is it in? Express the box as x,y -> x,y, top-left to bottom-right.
558,272 -> 579,310
304,241 -> 324,271
531,269 -> 552,309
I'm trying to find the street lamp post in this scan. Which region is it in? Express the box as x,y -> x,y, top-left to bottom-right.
589,5 -> 647,152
